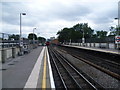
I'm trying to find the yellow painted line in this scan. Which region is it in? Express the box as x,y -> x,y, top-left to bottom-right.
42,49 -> 47,89
24,47 -> 45,88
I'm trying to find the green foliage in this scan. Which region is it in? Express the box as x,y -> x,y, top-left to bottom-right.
38,36 -> 46,43
115,27 -> 120,35
57,23 -> 94,43
9,34 -> 20,40
57,28 -> 69,43
28,33 -> 37,40
96,30 -> 107,38
109,26 -> 120,36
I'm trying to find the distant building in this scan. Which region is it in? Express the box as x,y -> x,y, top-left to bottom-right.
51,39 -> 59,45
50,37 -> 55,41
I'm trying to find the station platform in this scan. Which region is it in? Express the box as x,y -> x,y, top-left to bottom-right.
63,45 -> 120,55
24,47 -> 55,89
2,45 -> 119,89
2,46 -> 55,89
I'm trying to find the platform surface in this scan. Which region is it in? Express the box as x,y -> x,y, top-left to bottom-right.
2,46 -> 55,89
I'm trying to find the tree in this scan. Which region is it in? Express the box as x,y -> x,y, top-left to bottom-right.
108,26 -> 120,36
107,26 -> 116,36
81,23 -> 94,38
38,36 -> 46,43
57,28 -> 71,43
9,34 -> 20,40
73,23 -> 82,31
115,27 -> 120,35
57,23 -> 94,43
72,23 -> 94,39
96,30 -> 107,38
28,33 -> 37,40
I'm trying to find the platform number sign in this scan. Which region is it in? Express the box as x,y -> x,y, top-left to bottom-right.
115,36 -> 120,43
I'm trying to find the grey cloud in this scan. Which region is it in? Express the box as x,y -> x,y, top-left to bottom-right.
89,6 -> 117,24
44,2 -> 92,21
1,1 -> 118,38
2,2 -> 92,27
2,2 -> 38,27
93,16 -> 111,24
2,26 -> 19,34
2,2 -> 27,25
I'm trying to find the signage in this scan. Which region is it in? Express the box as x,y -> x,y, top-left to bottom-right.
115,36 -> 120,43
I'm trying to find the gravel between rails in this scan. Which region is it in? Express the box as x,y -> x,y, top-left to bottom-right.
55,47 -> 120,89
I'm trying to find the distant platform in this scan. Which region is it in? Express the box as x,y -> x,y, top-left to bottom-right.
63,45 -> 120,55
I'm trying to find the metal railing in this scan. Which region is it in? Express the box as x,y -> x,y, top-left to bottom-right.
0,33 -> 39,49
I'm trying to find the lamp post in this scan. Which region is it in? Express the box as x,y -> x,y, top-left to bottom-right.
118,1 -> 120,35
115,17 -> 120,50
19,13 -> 26,55
114,1 -> 120,50
115,18 -> 119,35
33,28 -> 36,45
20,13 -> 26,43
115,1 -> 120,35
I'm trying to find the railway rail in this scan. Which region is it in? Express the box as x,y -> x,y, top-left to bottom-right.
56,45 -> 120,80
48,46 -> 104,89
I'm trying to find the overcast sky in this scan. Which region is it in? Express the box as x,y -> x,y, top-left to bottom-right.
1,0 -> 119,39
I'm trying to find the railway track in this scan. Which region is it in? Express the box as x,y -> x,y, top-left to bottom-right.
48,46 -> 104,89
57,45 -> 120,80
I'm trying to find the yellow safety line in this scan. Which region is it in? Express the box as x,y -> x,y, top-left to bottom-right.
42,49 -> 47,89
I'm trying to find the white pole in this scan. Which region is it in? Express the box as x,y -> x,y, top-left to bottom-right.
33,28 -> 36,45
19,13 -> 26,55
117,1 -> 120,49
19,13 -> 22,55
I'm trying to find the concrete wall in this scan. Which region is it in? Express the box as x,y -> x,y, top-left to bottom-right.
109,43 -> 115,49
91,43 -> 94,47
95,43 -> 99,47
16,48 -> 20,55
0,47 -> 20,63
69,43 -> 117,49
0,44 -> 38,63
86,43 -> 90,47
6,48 -> 12,59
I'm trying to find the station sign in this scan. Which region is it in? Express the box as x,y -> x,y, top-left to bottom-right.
115,36 -> 120,43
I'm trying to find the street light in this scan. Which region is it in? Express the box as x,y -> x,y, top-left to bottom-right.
33,28 -> 36,44
20,13 -> 26,41
114,1 -> 120,50
114,17 -> 120,50
115,18 -> 120,35
114,1 -> 120,35
20,13 -> 26,46
19,13 -> 26,55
